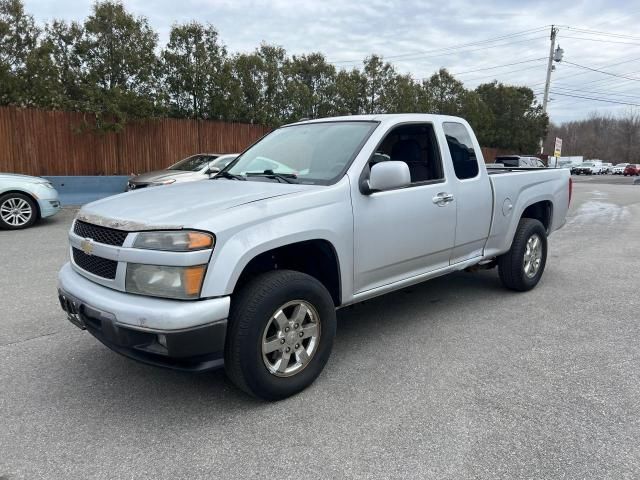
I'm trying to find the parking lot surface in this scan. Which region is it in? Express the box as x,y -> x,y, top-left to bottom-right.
1,180 -> 639,479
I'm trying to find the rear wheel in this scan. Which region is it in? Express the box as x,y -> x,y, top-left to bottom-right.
498,218 -> 547,292
224,270 -> 336,400
0,193 -> 37,230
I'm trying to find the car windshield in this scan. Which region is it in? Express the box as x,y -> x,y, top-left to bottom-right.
169,154 -> 217,172
224,121 -> 377,185
616,163 -> 627,167
582,163 -> 594,167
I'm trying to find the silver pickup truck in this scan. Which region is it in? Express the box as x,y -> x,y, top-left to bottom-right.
58,114 -> 571,400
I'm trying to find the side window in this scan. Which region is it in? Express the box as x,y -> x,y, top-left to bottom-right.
371,123 -> 444,184
443,122 -> 479,180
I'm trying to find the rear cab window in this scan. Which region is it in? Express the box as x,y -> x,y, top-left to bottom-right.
442,122 -> 480,180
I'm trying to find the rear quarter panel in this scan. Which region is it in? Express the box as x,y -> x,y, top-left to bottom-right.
484,169 -> 570,257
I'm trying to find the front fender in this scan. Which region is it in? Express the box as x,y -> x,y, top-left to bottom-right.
199,186 -> 353,302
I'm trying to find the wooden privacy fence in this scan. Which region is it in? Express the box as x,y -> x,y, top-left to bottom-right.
0,106 -> 516,176
0,107 -> 271,176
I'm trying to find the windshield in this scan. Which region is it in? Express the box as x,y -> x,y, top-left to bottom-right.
582,163 -> 594,167
169,154 -> 218,172
615,163 -> 627,167
224,121 -> 378,185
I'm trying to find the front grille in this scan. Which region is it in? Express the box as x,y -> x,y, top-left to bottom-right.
72,248 -> 118,279
73,220 -> 128,246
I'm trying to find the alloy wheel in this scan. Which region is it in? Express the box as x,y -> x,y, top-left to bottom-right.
523,233 -> 542,278
0,197 -> 33,227
261,300 -> 321,377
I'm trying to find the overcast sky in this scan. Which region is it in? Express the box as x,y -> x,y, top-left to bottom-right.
23,0 -> 640,124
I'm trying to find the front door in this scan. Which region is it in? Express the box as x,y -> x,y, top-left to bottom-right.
351,123 -> 457,293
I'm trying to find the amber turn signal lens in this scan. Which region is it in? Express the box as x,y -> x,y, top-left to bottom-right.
183,265 -> 206,296
187,232 -> 214,249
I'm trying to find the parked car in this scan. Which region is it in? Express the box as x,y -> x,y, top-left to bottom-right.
612,163 -> 629,174
573,162 -> 597,175
127,153 -> 238,190
58,114 -> 571,400
599,162 -> 613,174
0,173 -> 61,229
623,164 -> 640,176
494,155 -> 546,168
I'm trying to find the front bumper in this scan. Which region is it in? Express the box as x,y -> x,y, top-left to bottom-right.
37,198 -> 61,218
58,263 -> 230,371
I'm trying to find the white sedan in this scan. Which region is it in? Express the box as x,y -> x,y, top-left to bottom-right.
0,173 -> 61,229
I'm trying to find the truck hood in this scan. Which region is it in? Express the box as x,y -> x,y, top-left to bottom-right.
78,179 -> 309,230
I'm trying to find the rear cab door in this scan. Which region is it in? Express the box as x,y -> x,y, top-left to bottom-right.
436,120 -> 493,264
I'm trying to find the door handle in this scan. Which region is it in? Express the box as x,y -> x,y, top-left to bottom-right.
432,192 -> 454,206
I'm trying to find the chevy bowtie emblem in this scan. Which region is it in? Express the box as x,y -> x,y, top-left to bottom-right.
81,238 -> 94,255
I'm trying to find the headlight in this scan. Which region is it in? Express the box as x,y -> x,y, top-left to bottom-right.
151,179 -> 176,186
41,182 -> 55,189
126,264 -> 206,299
133,231 -> 214,251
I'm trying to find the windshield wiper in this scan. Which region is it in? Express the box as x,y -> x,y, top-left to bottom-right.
213,171 -> 246,181
246,170 -> 298,184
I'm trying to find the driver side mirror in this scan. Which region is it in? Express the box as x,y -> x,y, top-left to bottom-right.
206,167 -> 221,177
363,161 -> 411,194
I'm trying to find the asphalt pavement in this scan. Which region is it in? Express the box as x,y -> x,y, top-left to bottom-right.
1,179 -> 639,479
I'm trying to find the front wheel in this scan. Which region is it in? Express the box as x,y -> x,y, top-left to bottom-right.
0,192 -> 38,230
224,270 -> 336,400
498,218 -> 548,292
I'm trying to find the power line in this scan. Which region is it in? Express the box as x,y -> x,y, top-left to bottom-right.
563,60 -> 640,81
561,26 -> 640,41
461,63 -> 547,83
452,57 -> 546,76
549,91 -> 640,106
328,26 -> 549,64
560,35 -> 640,45
525,55 -> 640,88
552,85 -> 640,100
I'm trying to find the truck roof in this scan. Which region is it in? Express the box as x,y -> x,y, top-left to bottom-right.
289,113 -> 469,127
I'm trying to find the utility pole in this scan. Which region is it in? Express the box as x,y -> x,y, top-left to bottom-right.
540,25 -> 559,153
542,26 -> 558,115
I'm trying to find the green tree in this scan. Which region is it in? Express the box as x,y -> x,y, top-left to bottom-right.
257,43 -> 287,125
283,52 -> 336,121
381,73 -> 420,113
362,55 -> 396,114
0,0 -> 39,105
161,22 -> 227,119
76,1 -> 160,129
425,68 -> 467,115
228,51 -> 264,123
29,20 -> 85,109
334,68 -> 367,115
476,81 -> 547,152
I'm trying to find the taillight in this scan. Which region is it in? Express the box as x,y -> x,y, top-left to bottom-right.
568,177 -> 573,207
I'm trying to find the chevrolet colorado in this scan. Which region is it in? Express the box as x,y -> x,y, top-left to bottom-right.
58,114 -> 571,400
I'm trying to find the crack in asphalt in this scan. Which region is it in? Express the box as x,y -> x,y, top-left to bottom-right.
0,331 -> 61,348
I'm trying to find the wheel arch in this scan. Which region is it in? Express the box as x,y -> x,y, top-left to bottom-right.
520,200 -> 553,233
232,239 -> 343,307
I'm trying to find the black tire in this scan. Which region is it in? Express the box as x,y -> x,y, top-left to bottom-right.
224,270 -> 336,400
0,192 -> 38,230
498,218 -> 547,292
